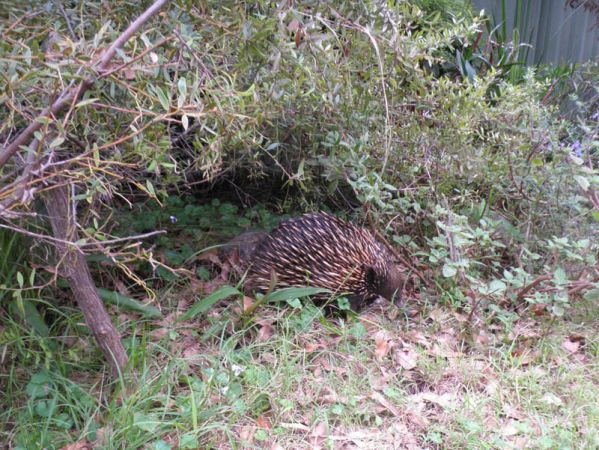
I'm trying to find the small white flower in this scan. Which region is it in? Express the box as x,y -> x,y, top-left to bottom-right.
231,364 -> 244,376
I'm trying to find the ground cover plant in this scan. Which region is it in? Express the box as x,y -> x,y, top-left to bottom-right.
0,0 -> 597,448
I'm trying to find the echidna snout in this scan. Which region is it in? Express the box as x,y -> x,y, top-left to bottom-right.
369,263 -> 405,304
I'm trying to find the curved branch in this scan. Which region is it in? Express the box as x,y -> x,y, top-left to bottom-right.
0,0 -> 171,168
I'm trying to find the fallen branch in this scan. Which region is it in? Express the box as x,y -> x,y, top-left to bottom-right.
516,274 -> 553,303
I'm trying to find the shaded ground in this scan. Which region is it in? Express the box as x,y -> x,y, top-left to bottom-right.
3,285 -> 597,449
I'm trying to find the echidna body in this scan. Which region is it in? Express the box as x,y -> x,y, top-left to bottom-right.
245,212 -> 404,308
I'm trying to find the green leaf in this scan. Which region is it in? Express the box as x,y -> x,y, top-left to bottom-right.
97,288 -> 161,318
26,371 -> 52,399
16,271 -> 24,288
145,179 -> 156,197
531,157 -> 543,167
553,268 -> 567,286
49,136 -> 65,149
442,264 -> 457,278
152,86 -> 170,111
12,300 -> 51,339
573,175 -> 590,191
152,440 -> 171,450
35,116 -> 52,125
178,77 -> 187,97
178,77 -> 187,108
75,98 -> 99,108
133,413 -> 158,432
489,279 -> 507,294
583,288 -> 599,302
265,287 -> 331,303
177,285 -> 241,322
238,83 -> 255,97
179,433 -> 198,449
286,298 -> 302,308
570,155 -> 584,165
254,429 -> 268,441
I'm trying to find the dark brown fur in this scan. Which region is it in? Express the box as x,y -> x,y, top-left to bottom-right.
245,212 -> 404,309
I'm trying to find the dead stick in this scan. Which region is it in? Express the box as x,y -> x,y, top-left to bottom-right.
516,274 -> 552,303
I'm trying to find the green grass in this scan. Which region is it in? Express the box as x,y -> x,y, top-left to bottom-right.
1,291 -> 598,449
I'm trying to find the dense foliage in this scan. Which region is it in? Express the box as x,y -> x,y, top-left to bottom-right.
1,1 -> 598,448
2,0 -> 596,314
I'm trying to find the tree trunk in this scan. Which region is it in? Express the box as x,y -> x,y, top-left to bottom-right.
44,183 -> 128,376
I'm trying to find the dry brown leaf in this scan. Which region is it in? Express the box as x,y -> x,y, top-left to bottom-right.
418,392 -> 454,409
475,330 -> 491,346
485,379 -> 499,395
371,375 -> 389,391
288,19 -> 300,32
149,327 -> 169,340
202,277 -> 227,295
508,320 -> 540,340
530,303 -> 548,316
242,296 -> 254,312
428,344 -> 463,358
257,415 -> 271,429
197,249 -> 222,265
406,308 -> 420,318
374,331 -> 391,360
511,348 -> 538,365
375,339 -> 390,360
303,342 -> 322,352
370,391 -> 400,416
429,307 -> 448,323
310,421 -> 327,449
503,404 -> 525,420
257,323 -> 274,342
239,425 -> 256,446
280,422 -> 310,431
394,347 -> 418,370
295,30 -> 302,49
562,337 -> 582,354
405,409 -> 430,428
312,421 -> 328,437
60,443 -> 92,450
219,262 -> 231,280
502,421 -> 520,436
404,330 -> 431,348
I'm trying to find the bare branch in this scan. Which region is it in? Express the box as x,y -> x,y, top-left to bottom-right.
0,222 -> 165,248
0,0 -> 171,169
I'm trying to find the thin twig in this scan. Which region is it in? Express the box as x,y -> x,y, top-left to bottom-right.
0,0 -> 171,169
56,1 -> 76,39
0,222 -> 165,248
100,36 -> 173,78
516,274 -> 552,303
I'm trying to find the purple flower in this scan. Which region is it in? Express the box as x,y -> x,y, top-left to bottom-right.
170,215 -> 178,224
571,140 -> 582,158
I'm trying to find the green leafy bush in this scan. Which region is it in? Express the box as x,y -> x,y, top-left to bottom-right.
0,0 -> 596,319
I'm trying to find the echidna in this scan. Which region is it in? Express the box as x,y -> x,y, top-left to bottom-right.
245,212 -> 404,309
